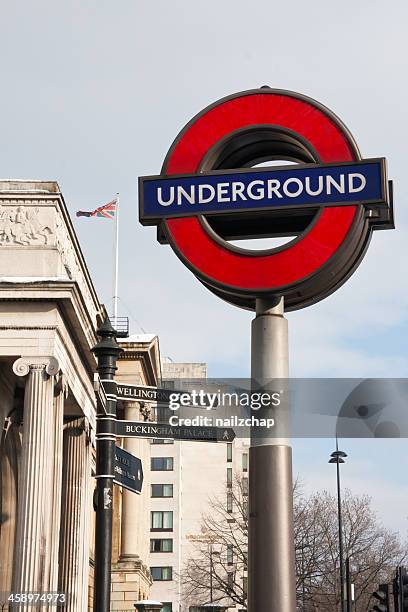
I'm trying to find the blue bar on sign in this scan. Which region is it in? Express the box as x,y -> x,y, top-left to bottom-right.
139,158 -> 387,224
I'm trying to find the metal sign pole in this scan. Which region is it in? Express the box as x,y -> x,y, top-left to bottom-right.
248,297 -> 296,612
92,318 -> 122,612
345,557 -> 352,612
138,86 -> 394,612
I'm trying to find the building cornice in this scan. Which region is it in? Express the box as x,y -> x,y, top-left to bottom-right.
0,281 -> 100,374
118,337 -> 161,386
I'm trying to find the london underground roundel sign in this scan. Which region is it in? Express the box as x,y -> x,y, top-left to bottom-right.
139,88 -> 393,311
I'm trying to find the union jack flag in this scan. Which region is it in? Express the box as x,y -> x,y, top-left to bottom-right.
76,198 -> 117,219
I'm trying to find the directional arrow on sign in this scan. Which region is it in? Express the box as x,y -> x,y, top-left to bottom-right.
115,420 -> 235,443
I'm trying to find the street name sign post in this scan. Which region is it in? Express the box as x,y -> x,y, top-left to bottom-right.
101,379 -> 216,407
101,380 -> 177,403
116,382 -> 175,403
114,445 -> 143,494
116,420 -> 236,442
92,319 -> 122,612
139,88 -> 394,612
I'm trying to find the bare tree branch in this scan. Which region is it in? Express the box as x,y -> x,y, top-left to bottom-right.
180,476 -> 407,611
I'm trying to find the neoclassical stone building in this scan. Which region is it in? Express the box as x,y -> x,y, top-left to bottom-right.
111,335 -> 161,610
0,181 -> 157,611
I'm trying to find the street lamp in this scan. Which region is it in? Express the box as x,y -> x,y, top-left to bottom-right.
329,442 -> 347,612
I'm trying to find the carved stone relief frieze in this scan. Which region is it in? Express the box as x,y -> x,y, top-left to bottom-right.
0,204 -> 56,247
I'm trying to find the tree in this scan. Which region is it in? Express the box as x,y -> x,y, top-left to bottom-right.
181,477 -> 407,611
182,477 -> 248,609
294,489 -> 407,610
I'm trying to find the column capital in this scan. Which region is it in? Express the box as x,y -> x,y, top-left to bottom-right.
13,356 -> 60,378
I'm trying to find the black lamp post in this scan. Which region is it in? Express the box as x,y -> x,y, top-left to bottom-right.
92,317 -> 122,612
329,442 -> 347,612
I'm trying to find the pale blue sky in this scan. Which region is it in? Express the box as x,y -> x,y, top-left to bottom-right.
0,0 -> 407,534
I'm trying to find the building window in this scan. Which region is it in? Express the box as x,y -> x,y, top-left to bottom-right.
151,484 -> 174,498
227,467 -> 233,486
227,443 -> 233,462
161,604 -> 172,612
150,566 -> 173,581
151,511 -> 173,531
242,476 -> 248,496
151,457 -> 174,471
243,576 -> 248,597
150,538 -> 173,553
227,491 -> 233,513
151,438 -> 174,444
242,453 -> 248,472
227,572 -> 234,591
227,544 -> 233,565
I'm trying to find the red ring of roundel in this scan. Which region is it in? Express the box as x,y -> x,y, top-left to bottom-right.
163,92 -> 358,292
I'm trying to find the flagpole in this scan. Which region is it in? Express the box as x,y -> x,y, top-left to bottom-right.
113,193 -> 119,324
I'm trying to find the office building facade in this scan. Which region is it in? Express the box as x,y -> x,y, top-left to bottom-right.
149,361 -> 249,612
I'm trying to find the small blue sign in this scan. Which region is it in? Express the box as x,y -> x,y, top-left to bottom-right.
139,158 -> 388,224
114,446 -> 143,494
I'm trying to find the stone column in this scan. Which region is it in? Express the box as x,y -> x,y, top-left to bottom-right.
110,402 -> 152,605
58,417 -> 92,612
11,356 -> 60,609
119,402 -> 147,563
47,375 -> 67,591
0,372 -> 20,596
